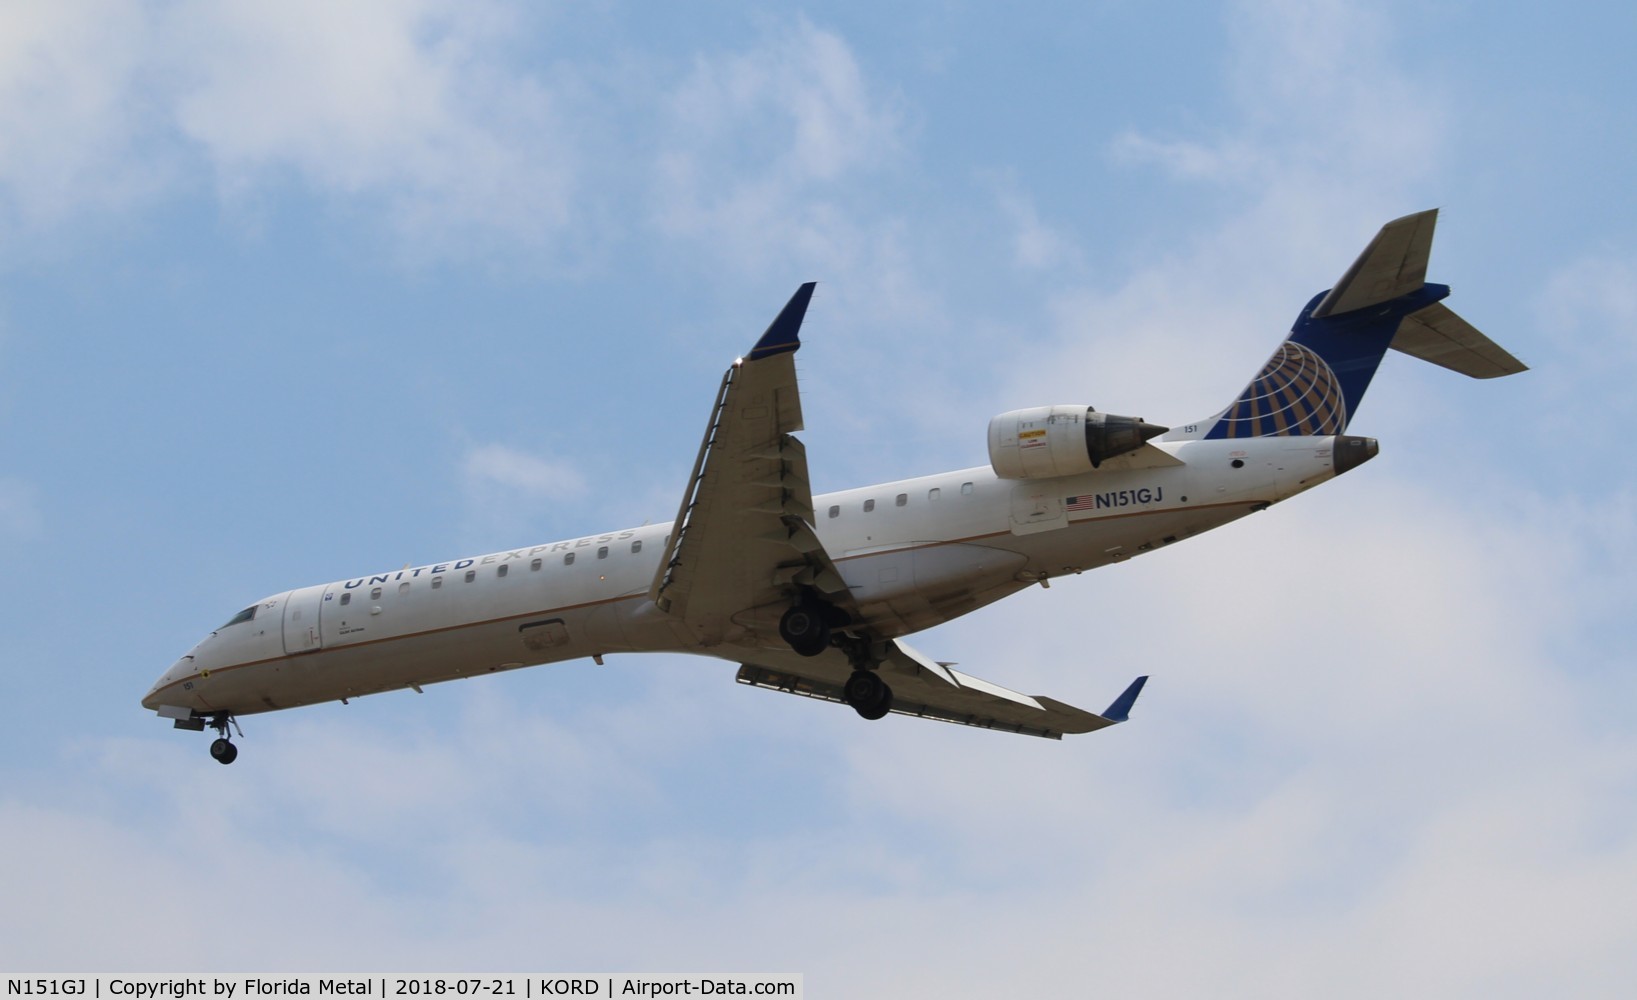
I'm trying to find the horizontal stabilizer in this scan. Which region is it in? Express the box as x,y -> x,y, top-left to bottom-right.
1392,301 -> 1527,378
1312,209 -> 1438,319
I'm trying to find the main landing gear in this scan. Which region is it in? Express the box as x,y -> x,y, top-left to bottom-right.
779,595 -> 894,721
206,712 -> 241,765
843,668 -> 893,721
778,601 -> 832,657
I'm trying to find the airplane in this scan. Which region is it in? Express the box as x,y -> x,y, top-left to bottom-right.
143,209 -> 1525,764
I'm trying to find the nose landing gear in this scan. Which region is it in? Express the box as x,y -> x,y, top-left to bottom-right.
205,712 -> 241,765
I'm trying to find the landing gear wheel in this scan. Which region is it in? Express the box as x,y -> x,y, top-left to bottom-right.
779,603 -> 832,657
209,738 -> 238,765
205,711 -> 242,764
843,669 -> 893,721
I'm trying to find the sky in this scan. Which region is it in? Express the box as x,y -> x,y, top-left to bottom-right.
2,0 -> 1634,993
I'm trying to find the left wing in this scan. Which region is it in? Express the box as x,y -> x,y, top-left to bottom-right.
650,283 -> 853,645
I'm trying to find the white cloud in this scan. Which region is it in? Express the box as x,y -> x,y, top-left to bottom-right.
0,1 -> 586,260
996,187 -> 1082,272
1110,0 -> 1444,213
653,17 -> 909,287
463,442 -> 586,501
1109,131 -> 1266,183
1537,252 -> 1637,389
459,441 -> 587,544
662,17 -> 901,188
166,0 -> 578,258
0,1 -> 166,231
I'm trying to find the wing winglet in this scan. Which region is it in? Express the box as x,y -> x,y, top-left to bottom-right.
1100,675 -> 1148,723
747,282 -> 817,360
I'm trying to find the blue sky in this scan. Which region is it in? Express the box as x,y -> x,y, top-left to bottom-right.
3,1 -> 1635,993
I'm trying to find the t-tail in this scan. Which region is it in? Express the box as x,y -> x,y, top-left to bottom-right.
1178,209 -> 1527,441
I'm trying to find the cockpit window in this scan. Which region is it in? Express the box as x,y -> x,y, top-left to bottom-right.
221,606 -> 257,629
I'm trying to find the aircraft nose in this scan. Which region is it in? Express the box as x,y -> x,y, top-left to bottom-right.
1333,435 -> 1380,475
142,657 -> 191,711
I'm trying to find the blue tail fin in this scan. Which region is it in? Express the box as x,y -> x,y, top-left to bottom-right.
1202,282 -> 1449,439
1190,209 -> 1524,440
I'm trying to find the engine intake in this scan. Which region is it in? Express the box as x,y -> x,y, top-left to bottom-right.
988,405 -> 1169,480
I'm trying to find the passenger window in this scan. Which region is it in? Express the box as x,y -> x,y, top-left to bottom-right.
431,577 -> 443,590
497,564 -> 508,578
565,553 -> 575,566
597,546 -> 609,559
828,505 -> 840,519
339,593 -> 351,606
863,499 -> 875,512
370,587 -> 383,599
398,582 -> 410,594
531,558 -> 542,571
631,540 -> 642,553
929,487 -> 941,501
464,570 -> 476,582
895,493 -> 907,507
961,482 -> 974,495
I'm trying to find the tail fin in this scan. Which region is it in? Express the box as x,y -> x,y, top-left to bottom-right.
1185,209 -> 1526,441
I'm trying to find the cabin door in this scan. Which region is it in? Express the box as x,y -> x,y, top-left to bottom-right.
282,583 -> 327,654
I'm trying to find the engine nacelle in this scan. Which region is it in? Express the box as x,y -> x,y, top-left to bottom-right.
987,405 -> 1169,480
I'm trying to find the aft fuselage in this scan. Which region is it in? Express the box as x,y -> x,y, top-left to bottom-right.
142,435 -> 1364,718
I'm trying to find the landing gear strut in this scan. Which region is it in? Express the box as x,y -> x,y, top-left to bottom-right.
206,712 -> 240,765
828,631 -> 894,721
781,600 -> 892,720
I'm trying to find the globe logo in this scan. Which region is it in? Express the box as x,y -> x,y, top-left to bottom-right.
1216,341 -> 1346,437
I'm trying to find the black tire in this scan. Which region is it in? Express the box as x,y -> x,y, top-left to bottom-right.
779,603 -> 831,657
855,690 -> 892,721
210,738 -> 238,765
844,670 -> 893,720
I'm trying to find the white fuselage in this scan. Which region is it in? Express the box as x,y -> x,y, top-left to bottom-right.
142,435 -> 1346,717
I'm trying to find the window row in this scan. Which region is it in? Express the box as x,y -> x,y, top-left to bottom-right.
335,539 -> 650,605
827,482 -> 974,519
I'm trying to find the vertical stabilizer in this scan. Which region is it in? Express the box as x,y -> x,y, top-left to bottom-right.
1175,210 -> 1523,441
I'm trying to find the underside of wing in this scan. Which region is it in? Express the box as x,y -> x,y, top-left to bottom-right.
735,640 -> 1146,740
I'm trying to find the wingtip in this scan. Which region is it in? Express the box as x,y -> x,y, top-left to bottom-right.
1101,674 -> 1148,723
747,282 -> 818,361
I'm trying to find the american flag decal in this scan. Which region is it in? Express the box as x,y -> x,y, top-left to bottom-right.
1064,486 -> 1164,512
